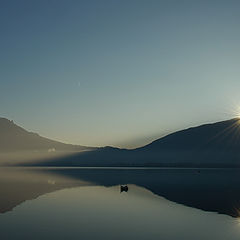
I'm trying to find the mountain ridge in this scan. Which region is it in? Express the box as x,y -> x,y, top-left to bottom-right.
0,117 -> 95,152
138,118 -> 240,151
2,117 -> 240,167
16,117 -> 240,167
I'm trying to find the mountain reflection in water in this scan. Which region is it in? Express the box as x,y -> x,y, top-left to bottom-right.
1,167 -> 240,218
1,169 -> 240,240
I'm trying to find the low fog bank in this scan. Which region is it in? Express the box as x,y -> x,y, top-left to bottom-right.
15,147 -> 240,168
0,150 -> 92,166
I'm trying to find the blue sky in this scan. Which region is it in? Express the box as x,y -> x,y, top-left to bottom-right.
1,0 -> 240,148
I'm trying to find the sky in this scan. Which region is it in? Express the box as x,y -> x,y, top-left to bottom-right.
1,0 -> 240,148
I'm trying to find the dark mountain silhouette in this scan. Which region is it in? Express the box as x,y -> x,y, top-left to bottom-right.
27,118 -> 240,167
133,117 -> 240,167
0,118 -> 94,152
139,118 -> 240,151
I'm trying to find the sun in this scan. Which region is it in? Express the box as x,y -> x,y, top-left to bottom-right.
236,107 -> 240,119
231,105 -> 240,119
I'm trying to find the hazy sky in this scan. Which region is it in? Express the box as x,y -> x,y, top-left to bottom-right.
1,0 -> 240,148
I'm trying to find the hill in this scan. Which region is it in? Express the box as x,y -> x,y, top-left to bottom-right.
140,118 -> 240,152
0,117 -> 94,152
24,118 -> 240,167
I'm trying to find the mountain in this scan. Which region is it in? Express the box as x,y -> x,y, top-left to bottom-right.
132,117 -> 240,167
27,118 -> 240,167
0,117 -> 94,152
139,118 -> 240,152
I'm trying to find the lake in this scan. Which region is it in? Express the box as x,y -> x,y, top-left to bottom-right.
1,167 -> 240,240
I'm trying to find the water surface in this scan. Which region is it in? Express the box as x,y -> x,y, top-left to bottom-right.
1,167 -> 240,239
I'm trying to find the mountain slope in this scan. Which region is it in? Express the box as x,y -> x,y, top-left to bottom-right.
139,118 -> 240,152
0,118 -> 94,152
26,118 -> 240,167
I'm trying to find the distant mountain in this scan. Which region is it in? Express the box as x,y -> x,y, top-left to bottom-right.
0,118 -> 94,152
28,118 -> 240,167
132,118 -> 240,167
139,118 -> 240,152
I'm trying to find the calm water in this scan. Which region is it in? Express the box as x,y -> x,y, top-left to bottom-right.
1,167 -> 240,240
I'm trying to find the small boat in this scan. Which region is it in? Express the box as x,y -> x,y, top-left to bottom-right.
120,185 -> 128,193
